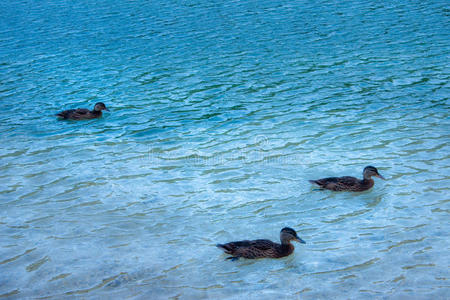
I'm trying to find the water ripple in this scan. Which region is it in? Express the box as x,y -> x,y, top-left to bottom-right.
0,0 -> 449,298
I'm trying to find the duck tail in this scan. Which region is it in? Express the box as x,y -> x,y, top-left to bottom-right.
216,243 -> 233,252
308,180 -> 319,186
216,243 -> 227,250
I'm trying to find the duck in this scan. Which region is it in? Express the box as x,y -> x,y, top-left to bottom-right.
217,227 -> 305,261
56,102 -> 109,120
309,165 -> 385,192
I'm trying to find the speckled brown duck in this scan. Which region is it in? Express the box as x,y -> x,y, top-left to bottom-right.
56,102 -> 109,120
309,166 -> 385,192
217,227 -> 306,261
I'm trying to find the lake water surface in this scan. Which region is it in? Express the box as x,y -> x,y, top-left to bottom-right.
0,0 -> 449,298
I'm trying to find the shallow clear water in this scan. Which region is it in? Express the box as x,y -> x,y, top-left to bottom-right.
1,0 -> 449,298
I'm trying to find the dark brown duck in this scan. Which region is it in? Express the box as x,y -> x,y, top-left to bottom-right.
217,227 -> 306,260
56,102 -> 109,120
309,166 -> 385,192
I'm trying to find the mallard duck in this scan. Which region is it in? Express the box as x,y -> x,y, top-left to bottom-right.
309,165 -> 385,192
217,227 -> 305,260
56,102 -> 109,120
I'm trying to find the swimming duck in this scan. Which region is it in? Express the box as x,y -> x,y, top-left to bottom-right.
56,102 -> 109,120
217,227 -> 305,260
309,165 -> 385,192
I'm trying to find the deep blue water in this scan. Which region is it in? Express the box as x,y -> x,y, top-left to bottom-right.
0,0 -> 449,298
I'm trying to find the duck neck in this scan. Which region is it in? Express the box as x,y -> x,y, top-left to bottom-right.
91,110 -> 102,116
280,242 -> 294,255
361,177 -> 374,188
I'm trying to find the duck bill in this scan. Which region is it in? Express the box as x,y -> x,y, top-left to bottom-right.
376,174 -> 385,180
105,108 -> 110,111
296,237 -> 306,244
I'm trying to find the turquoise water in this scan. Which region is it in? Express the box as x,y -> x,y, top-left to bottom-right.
1,0 -> 449,298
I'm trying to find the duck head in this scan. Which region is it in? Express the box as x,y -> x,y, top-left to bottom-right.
363,166 -> 385,180
94,102 -> 109,112
280,227 -> 306,244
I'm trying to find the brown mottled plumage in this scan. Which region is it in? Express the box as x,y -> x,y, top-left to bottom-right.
309,166 -> 385,192
56,102 -> 109,120
217,227 -> 306,260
